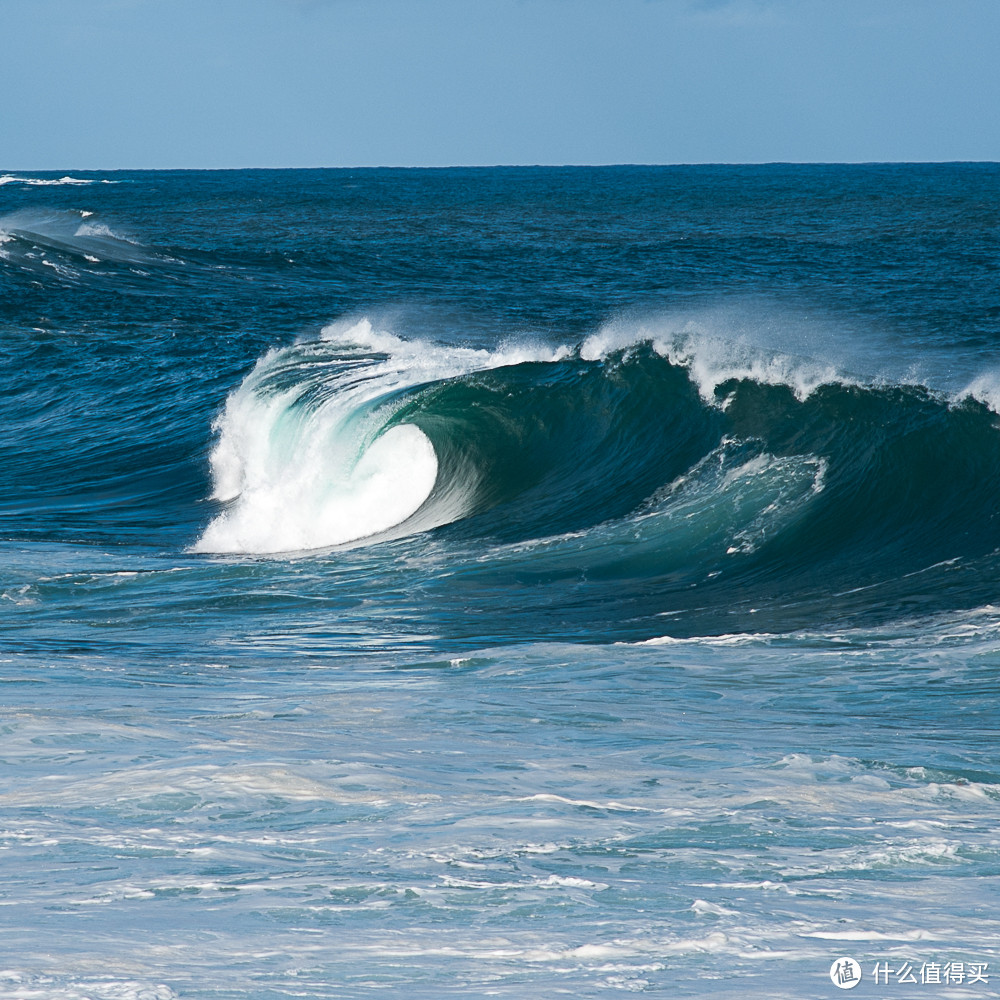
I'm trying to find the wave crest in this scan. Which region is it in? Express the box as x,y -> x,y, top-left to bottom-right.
582,309 -> 848,402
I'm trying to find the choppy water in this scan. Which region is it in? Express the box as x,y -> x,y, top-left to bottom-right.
2,165 -> 1000,998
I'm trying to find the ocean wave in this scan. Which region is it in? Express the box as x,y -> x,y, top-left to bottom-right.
0,209 -> 181,285
0,209 -> 135,250
195,316 -> 994,542
189,312 -> 1000,634
0,173 -> 100,187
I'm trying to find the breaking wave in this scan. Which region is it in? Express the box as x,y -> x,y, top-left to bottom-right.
195,319 -> 570,553
192,314 -> 1000,634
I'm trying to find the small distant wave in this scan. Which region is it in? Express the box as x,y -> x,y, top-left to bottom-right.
0,209 -> 171,281
73,219 -> 141,244
0,209 -> 137,246
0,173 -> 103,187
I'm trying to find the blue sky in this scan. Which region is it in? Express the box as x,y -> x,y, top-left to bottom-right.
4,0 -> 1000,168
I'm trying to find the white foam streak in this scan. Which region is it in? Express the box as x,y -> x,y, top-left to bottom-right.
0,174 -> 96,187
0,978 -> 175,1000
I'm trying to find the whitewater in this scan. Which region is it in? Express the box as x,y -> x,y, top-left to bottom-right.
2,165 -> 999,999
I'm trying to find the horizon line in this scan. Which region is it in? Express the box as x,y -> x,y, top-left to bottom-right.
4,160 -> 1000,174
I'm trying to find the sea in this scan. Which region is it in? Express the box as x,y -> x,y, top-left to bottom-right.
2,164 -> 999,999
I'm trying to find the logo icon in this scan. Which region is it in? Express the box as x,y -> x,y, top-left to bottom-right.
831,957 -> 862,989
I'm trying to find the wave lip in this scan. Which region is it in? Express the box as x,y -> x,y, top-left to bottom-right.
194,319 -> 568,554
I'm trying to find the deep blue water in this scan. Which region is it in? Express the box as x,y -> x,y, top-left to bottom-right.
2,165 -> 1000,998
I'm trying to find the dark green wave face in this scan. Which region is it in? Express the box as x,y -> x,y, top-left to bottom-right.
407,351 -> 1000,639
393,350 -> 722,540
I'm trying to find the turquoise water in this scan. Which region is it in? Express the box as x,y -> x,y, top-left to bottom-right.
2,166 -> 999,998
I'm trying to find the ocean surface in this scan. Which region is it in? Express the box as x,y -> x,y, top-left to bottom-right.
2,164 -> 1000,999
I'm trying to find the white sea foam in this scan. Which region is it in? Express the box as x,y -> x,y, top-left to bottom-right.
195,317 -> 568,554
582,308 -> 847,402
0,174 -> 96,187
516,793 -> 647,812
0,976 -> 174,1000
637,601 -> 1000,650
957,370 -> 1000,414
803,928 -> 940,942
691,898 -> 738,916
0,761 -> 425,810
